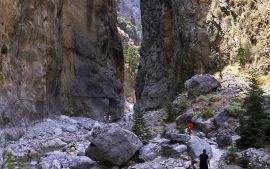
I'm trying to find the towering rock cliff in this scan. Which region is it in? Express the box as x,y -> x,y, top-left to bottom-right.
0,0 -> 124,127
136,0 -> 270,110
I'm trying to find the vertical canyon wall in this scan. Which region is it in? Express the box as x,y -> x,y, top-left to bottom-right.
0,0 -> 124,127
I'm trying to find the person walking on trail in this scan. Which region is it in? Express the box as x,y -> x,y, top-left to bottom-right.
199,149 -> 210,169
187,121 -> 193,135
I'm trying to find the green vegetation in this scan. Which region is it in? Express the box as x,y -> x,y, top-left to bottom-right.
132,106 -> 151,145
225,101 -> 245,117
179,100 -> 189,110
176,124 -> 186,134
234,44 -> 250,68
236,71 -> 270,148
201,108 -> 214,119
1,151 -> 15,169
198,95 -> 208,102
214,7 -> 223,17
124,45 -> 139,85
209,94 -> 222,102
165,102 -> 178,122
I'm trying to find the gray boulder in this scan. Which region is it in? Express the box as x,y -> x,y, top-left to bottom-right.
163,125 -> 191,142
185,74 -> 220,97
216,129 -> 232,147
85,123 -> 143,165
187,136 -> 213,158
164,132 -> 191,143
223,165 -> 242,169
176,108 -> 195,125
161,143 -> 187,157
214,107 -> 230,127
139,143 -> 162,161
194,118 -> 216,133
70,156 -> 96,169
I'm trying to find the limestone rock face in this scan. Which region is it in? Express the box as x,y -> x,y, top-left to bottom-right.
85,123 -> 143,166
0,0 -> 124,126
136,0 -> 270,110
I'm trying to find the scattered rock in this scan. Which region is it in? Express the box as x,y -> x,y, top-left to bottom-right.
139,143 -> 162,161
185,74 -> 220,97
164,132 -> 191,143
176,108 -> 195,125
241,148 -> 270,169
85,123 -> 143,165
187,136 -> 213,158
42,138 -> 67,149
193,117 -> 216,134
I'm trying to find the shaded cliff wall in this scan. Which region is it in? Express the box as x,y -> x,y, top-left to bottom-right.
0,0 -> 124,127
137,0 -> 270,111
136,0 -> 215,110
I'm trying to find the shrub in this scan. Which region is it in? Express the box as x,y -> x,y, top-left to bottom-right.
165,102 -> 178,122
225,102 -> 245,117
179,100 -> 189,110
132,106 -> 151,145
201,108 -> 214,119
234,44 -> 249,68
209,94 -> 222,102
1,151 -> 15,169
176,125 -> 186,134
214,7 -> 223,17
197,95 -> 208,102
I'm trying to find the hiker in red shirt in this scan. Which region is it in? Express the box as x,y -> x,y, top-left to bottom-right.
187,121 -> 193,135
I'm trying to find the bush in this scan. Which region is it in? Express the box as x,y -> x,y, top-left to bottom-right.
179,100 -> 189,110
1,151 -> 15,169
165,102 -> 178,122
225,102 -> 245,117
209,94 -> 222,102
201,108 -> 214,119
234,44 -> 250,68
132,107 -> 151,145
176,125 -> 186,134
197,95 -> 208,102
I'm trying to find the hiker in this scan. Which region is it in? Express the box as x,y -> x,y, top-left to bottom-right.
187,160 -> 197,169
187,121 -> 193,135
68,144 -> 77,153
185,127 -> 191,135
26,150 -> 32,162
199,149 -> 210,169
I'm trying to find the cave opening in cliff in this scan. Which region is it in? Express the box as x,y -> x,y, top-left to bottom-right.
116,0 -> 142,112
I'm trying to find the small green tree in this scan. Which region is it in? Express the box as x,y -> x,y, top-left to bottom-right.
234,44 -> 249,68
132,107 -> 151,145
236,71 -> 268,148
1,151 -> 15,169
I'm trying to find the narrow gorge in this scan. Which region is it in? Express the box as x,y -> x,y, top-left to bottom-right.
0,0 -> 269,169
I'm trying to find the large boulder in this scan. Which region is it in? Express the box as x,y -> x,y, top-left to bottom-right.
85,123 -> 143,166
161,143 -> 187,157
163,125 -> 191,143
176,108 -> 195,125
216,129 -> 232,147
187,136 -> 213,158
185,74 -> 220,97
139,143 -> 162,162
214,107 -> 230,127
223,165 -> 243,169
193,118 -> 216,134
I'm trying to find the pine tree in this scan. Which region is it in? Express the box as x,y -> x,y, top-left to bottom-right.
132,106 -> 151,145
236,71 -> 268,148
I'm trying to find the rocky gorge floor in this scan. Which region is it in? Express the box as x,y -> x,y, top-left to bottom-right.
0,69 -> 270,169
